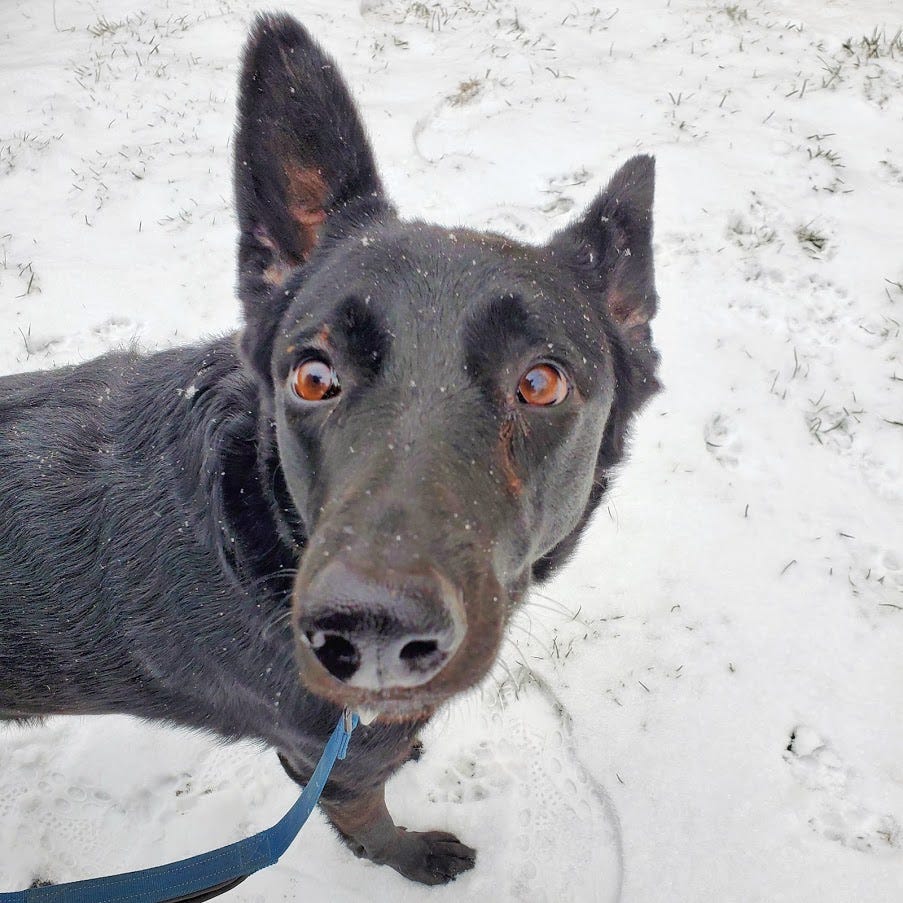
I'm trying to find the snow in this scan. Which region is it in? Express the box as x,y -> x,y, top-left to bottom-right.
1,0 -> 901,900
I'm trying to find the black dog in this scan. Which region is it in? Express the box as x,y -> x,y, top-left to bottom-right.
0,14 -> 659,886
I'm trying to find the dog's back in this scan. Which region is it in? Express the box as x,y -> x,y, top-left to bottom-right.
0,356 -> 129,716
0,342 -> 287,730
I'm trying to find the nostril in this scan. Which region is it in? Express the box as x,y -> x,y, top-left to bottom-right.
307,632 -> 360,682
399,639 -> 439,661
398,638 -> 446,675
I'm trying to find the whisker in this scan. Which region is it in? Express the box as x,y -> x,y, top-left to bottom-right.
262,608 -> 293,641
507,619 -> 555,659
528,590 -> 579,617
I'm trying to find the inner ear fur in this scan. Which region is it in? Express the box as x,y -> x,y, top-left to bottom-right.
552,154 -> 658,352
233,14 -> 389,304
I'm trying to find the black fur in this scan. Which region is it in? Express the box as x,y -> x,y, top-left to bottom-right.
0,13 -> 660,885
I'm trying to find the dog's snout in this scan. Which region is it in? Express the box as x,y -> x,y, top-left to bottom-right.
296,561 -> 465,690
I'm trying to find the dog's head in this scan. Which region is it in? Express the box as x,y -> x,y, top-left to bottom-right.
234,15 -> 660,720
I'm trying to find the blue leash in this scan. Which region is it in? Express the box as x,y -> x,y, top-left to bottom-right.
1,711 -> 358,903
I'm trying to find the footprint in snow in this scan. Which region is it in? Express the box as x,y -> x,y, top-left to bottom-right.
784,725 -> 900,854
430,740 -> 514,804
431,696 -> 622,902
843,543 -> 903,615
704,413 -> 742,468
92,317 -> 140,344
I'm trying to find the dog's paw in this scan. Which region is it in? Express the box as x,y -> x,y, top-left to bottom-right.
378,828 -> 476,885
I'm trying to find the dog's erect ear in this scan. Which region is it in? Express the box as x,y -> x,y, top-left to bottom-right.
551,155 -> 658,351
234,14 -> 387,310
532,157 -> 659,583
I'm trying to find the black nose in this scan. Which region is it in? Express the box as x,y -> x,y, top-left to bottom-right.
296,561 -> 466,690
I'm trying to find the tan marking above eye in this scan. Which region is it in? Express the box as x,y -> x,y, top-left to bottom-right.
517,363 -> 569,406
291,359 -> 340,402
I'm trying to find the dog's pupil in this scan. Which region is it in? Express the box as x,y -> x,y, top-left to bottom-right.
295,360 -> 337,401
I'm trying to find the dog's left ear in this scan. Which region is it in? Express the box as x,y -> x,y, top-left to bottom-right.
233,14 -> 390,379
550,155 -> 658,351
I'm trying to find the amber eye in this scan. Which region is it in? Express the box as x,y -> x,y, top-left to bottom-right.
291,359 -> 340,402
517,363 -> 569,406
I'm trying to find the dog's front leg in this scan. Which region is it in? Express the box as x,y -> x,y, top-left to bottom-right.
319,784 -> 476,885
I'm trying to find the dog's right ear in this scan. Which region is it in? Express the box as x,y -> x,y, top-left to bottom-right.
234,14 -> 388,377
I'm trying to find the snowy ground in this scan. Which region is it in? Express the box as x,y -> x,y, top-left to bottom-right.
1,0 -> 902,900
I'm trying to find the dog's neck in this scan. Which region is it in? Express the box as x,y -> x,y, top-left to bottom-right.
188,341 -> 304,596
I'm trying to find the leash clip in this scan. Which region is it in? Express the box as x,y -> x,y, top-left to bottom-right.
338,708 -> 358,760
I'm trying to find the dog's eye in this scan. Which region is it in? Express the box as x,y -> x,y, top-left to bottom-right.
291,359 -> 341,402
517,363 -> 569,406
